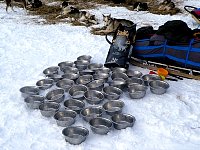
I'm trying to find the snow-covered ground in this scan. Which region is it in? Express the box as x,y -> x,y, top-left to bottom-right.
0,1 -> 200,150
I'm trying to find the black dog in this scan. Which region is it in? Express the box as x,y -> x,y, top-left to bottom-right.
133,2 -> 148,11
31,0 -> 42,8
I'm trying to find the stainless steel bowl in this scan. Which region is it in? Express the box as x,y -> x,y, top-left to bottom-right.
62,126 -> 89,145
88,63 -> 103,71
47,74 -> 63,82
103,100 -> 124,116
74,60 -> 89,71
19,86 -> 40,98
43,66 -> 59,76
76,75 -> 93,85
80,106 -> 103,122
127,70 -> 143,78
54,110 -> 77,127
79,69 -> 94,76
77,55 -> 92,62
126,77 -> 144,87
58,61 -> 74,71
62,66 -> 79,74
95,67 -> 110,74
89,117 -> 112,135
64,99 -> 85,114
36,79 -> 54,90
46,89 -> 65,103
103,86 -> 123,100
84,90 -> 104,105
68,85 -> 88,100
39,102 -> 60,117
56,79 -> 74,92
111,72 -> 129,80
111,113 -> 136,130
112,67 -> 127,73
24,95 -> 44,109
142,74 -> 161,86
62,73 -> 79,81
128,84 -> 147,99
149,80 -> 170,95
110,78 -> 126,91
87,79 -> 104,91
93,73 -> 109,82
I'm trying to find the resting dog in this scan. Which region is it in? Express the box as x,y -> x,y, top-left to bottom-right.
95,14 -> 134,34
5,0 -> 27,12
56,1 -> 98,25
158,0 -> 175,11
133,2 -> 148,11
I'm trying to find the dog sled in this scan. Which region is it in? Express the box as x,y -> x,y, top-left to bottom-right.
184,5 -> 200,26
129,20 -> 200,80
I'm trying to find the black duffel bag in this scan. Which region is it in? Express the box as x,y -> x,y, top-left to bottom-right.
104,23 -> 136,69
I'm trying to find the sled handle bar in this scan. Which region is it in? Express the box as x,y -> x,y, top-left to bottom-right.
105,32 -> 115,45
184,5 -> 197,13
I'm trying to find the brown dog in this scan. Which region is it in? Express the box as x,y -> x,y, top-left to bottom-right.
5,0 -> 27,12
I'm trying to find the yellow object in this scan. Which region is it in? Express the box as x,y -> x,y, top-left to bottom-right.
160,75 -> 165,80
157,68 -> 168,78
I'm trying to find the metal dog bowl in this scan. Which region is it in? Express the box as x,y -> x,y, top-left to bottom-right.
24,95 -> 44,109
62,73 -> 79,81
110,78 -> 126,91
20,86 -> 40,98
47,74 -> 63,82
103,86 -> 123,100
126,77 -> 144,87
39,102 -> 60,117
43,66 -> 59,76
111,113 -> 136,130
95,67 -> 110,74
88,63 -> 103,71
62,66 -> 79,74
127,70 -> 143,78
56,79 -> 74,92
58,61 -> 74,71
112,67 -> 127,73
142,74 -> 161,86
103,100 -> 124,116
77,55 -> 92,62
64,99 -> 85,114
46,89 -> 65,103
87,79 -> 104,91
74,60 -> 89,71
79,69 -> 94,76
54,110 -> 77,127
36,79 -> 54,90
80,106 -> 103,122
84,90 -> 104,105
89,117 -> 112,135
93,73 -> 109,82
149,80 -> 169,95
111,72 -> 129,80
68,85 -> 88,100
62,126 -> 89,145
128,84 -> 147,99
76,75 -> 93,85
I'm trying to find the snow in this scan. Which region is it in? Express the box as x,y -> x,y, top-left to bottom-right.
0,1 -> 200,150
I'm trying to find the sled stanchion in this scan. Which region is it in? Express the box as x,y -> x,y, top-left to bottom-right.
105,32 -> 114,45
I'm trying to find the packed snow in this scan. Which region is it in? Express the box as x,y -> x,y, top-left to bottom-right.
0,0 -> 200,150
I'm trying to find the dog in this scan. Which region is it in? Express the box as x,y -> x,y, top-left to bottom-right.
133,2 -> 148,11
95,14 -> 134,34
5,0 -> 27,12
56,1 -> 98,25
158,0 -> 175,11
